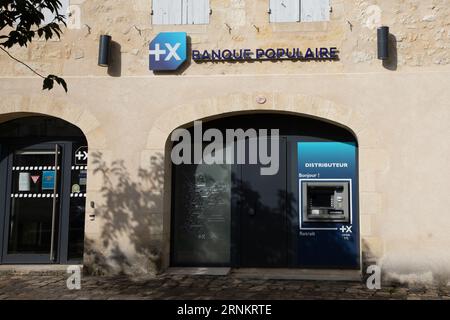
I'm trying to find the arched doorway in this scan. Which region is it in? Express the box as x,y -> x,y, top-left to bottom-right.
0,115 -> 88,264
170,112 -> 360,269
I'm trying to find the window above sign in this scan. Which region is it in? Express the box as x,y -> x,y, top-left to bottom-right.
152,0 -> 210,25
42,0 -> 70,25
269,0 -> 331,23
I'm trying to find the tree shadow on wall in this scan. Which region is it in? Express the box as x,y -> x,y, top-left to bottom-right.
83,151 -> 165,276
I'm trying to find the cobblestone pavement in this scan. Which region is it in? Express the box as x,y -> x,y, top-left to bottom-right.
0,273 -> 449,300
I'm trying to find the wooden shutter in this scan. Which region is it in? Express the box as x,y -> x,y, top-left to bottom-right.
269,0 -> 300,23
60,0 -> 70,22
184,0 -> 210,25
43,0 -> 70,25
301,0 -> 330,22
152,0 -> 183,25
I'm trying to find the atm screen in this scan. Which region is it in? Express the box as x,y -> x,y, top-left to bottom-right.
303,182 -> 350,223
309,187 -> 335,208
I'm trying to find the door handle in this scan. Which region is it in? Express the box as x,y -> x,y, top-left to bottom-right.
248,200 -> 258,216
49,144 -> 59,262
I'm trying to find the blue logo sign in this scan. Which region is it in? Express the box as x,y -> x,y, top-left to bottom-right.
149,32 -> 187,71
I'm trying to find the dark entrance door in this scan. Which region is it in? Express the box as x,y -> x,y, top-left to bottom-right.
239,137 -> 288,267
2,143 -> 64,263
0,116 -> 89,265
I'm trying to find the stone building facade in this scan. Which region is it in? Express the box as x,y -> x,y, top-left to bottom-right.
0,0 -> 449,281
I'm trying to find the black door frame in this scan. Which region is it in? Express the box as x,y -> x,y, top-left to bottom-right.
0,143 -> 5,262
0,139 -> 73,264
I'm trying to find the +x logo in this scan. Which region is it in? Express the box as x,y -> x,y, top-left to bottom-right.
149,32 -> 187,71
339,225 -> 353,234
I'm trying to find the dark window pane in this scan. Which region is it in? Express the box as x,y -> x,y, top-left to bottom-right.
8,148 -> 61,254
172,163 -> 231,265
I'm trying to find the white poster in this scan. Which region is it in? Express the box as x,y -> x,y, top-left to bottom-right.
19,172 -> 31,192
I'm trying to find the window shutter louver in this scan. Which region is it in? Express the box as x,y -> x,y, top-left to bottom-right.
43,0 -> 70,25
153,0 -> 183,25
269,0 -> 300,23
185,0 -> 210,25
301,0 -> 330,22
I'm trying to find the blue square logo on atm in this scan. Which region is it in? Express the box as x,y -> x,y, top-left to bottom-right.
149,32 -> 187,71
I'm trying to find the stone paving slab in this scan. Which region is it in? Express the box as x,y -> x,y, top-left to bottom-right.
0,273 -> 449,300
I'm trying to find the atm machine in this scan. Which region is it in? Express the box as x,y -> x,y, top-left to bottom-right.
302,181 -> 350,223
297,142 -> 359,269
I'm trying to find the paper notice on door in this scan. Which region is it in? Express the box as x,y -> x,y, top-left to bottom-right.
19,172 -> 31,191
79,170 -> 87,186
42,171 -> 56,190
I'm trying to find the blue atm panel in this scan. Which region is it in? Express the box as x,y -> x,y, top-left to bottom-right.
297,142 -> 360,269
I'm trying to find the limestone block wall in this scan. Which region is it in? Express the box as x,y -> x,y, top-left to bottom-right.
1,0 -> 450,78
0,1 -> 450,281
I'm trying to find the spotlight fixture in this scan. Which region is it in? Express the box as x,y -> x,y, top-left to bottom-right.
377,26 -> 389,60
98,35 -> 111,67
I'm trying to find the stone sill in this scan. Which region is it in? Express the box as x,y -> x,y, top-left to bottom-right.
0,265 -> 82,275
232,268 -> 362,281
166,267 -> 362,281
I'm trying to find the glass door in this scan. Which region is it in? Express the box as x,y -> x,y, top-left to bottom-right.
171,163 -> 233,266
2,144 -> 62,263
239,137 -> 288,267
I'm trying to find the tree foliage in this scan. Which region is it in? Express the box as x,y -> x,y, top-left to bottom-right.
0,0 -> 67,92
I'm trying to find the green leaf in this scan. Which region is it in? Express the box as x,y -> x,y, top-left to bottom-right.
2,0 -> 68,93
44,75 -> 68,93
54,76 -> 68,93
42,76 -> 54,91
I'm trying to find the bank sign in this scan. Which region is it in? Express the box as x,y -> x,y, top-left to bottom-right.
149,32 -> 187,71
149,32 -> 338,71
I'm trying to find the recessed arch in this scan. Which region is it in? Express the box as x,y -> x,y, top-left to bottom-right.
146,92 -> 371,150
168,110 -> 358,144
167,109 -> 360,269
150,92 -> 375,271
0,113 -> 87,140
0,94 -> 108,150
0,114 -> 89,264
